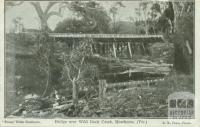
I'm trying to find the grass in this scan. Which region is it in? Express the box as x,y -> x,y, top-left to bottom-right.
5,73 -> 194,118
96,73 -> 194,117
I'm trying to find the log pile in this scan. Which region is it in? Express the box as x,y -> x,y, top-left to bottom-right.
91,55 -> 173,77
7,93 -> 76,118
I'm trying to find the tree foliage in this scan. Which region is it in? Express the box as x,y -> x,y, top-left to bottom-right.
109,2 -> 125,33
171,2 -> 194,74
151,2 -> 194,73
135,1 -> 194,74
55,1 -> 111,33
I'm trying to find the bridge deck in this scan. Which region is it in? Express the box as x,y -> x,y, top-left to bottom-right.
49,33 -> 165,43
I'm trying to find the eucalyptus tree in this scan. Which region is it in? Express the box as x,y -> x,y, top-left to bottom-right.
67,1 -> 111,33
171,2 -> 194,73
30,2 -> 67,31
24,1 -> 67,97
109,2 -> 125,33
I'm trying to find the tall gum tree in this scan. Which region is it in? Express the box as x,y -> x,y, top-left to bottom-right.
31,1 -> 67,96
31,2 -> 66,31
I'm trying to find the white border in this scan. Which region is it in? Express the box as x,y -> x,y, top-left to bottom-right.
0,0 -> 200,127
0,0 -> 5,120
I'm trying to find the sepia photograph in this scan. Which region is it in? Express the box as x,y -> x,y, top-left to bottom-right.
4,0 -> 195,119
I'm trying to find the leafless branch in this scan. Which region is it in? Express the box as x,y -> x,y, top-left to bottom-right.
44,2 -> 57,14
69,53 -> 79,70
47,11 -> 62,19
63,55 -> 73,82
31,2 -> 44,20
75,57 -> 85,81
6,1 -> 24,7
65,66 -> 73,82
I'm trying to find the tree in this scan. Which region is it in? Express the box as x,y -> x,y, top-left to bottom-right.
135,1 -> 194,74
35,31 -> 53,96
66,1 -> 111,33
6,1 -> 66,31
5,1 -> 24,11
155,2 -> 175,34
54,18 -> 91,33
135,2 -> 174,34
109,2 -> 125,33
61,40 -> 93,105
135,2 -> 152,34
154,1 -> 194,73
135,2 -> 163,34
11,17 -> 24,33
31,2 -> 69,96
54,1 -> 110,104
171,2 -> 194,74
30,2 -> 65,31
148,3 -> 162,34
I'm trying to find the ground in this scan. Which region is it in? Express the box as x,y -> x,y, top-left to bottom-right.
6,74 -> 194,118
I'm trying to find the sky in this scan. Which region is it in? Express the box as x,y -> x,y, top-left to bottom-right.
5,1 -> 141,32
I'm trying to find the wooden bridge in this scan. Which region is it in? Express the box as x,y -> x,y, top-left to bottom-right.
49,33 -> 166,59
8,33 -> 173,85
49,33 -> 164,42
6,33 -> 173,99
49,33 -> 172,81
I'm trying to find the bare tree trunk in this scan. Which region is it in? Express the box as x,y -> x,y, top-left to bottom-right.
72,79 -> 78,105
172,2 -> 179,33
145,21 -> 148,34
40,18 -> 51,31
42,59 -> 51,97
113,15 -> 115,33
98,80 -> 107,100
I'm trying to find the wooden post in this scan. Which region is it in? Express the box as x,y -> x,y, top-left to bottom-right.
98,80 -> 107,99
97,43 -> 100,54
92,44 -> 96,54
185,40 -> 192,54
72,42 -> 74,50
99,42 -> 102,55
67,43 -> 70,50
147,80 -> 150,87
141,42 -> 146,55
105,43 -> 108,54
117,43 -> 120,53
102,43 -> 106,55
112,43 -> 117,58
72,80 -> 78,105
120,43 -> 123,56
131,43 -> 134,55
128,42 -> 133,59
